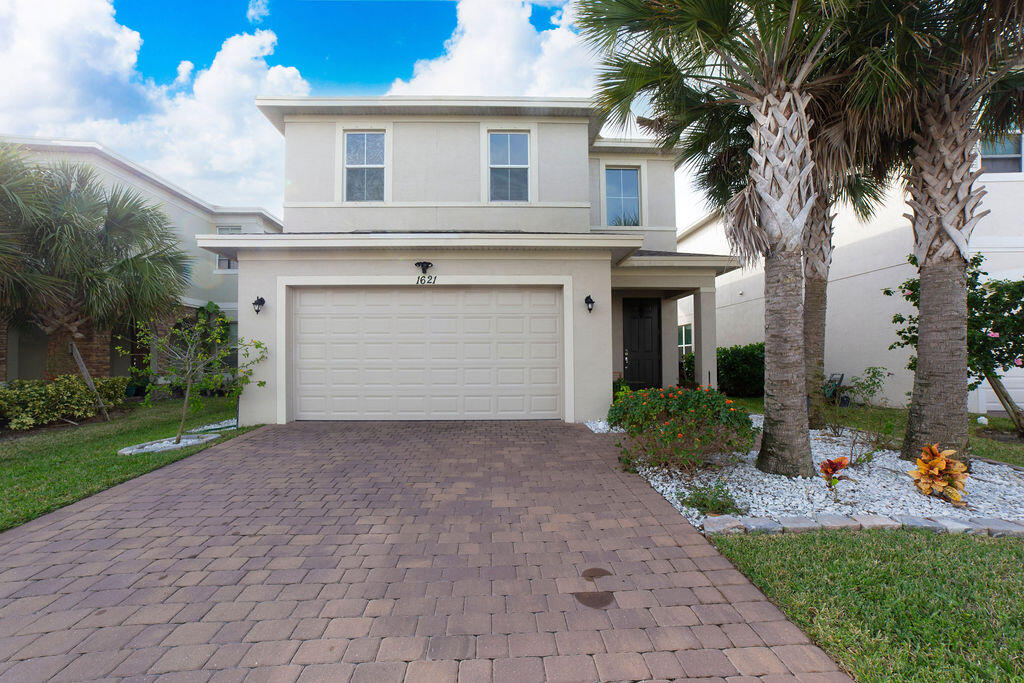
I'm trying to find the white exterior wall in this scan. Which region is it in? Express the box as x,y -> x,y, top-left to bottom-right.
282,116 -> 592,233
677,178 -> 1024,410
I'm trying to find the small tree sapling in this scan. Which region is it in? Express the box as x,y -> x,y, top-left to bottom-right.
124,303 -> 267,443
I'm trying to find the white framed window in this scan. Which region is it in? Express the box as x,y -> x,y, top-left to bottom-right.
216,226 -> 241,270
678,324 -> 693,357
489,132 -> 529,201
606,167 -> 641,226
345,131 -> 386,201
980,134 -> 1023,173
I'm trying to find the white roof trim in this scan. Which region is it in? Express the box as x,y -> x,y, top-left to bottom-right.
676,210 -> 723,243
2,134 -> 283,231
198,231 -> 644,251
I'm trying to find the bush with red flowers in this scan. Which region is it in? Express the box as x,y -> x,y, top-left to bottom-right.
607,385 -> 755,471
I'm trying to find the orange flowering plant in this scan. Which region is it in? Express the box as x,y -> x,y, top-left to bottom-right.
909,444 -> 969,506
607,385 -> 755,471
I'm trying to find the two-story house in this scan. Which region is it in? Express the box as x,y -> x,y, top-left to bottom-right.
1,136 -> 282,382
199,97 -> 737,425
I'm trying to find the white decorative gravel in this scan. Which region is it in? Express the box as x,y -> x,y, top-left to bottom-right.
585,419 -> 622,434
187,418 -> 238,433
118,433 -> 221,455
638,414 -> 1024,526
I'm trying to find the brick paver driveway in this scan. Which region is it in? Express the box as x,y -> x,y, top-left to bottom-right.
0,422 -> 848,682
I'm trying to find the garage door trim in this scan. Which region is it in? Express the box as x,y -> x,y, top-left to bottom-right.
275,275 -> 575,423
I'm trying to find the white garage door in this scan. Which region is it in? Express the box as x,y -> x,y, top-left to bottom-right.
292,286 -> 563,420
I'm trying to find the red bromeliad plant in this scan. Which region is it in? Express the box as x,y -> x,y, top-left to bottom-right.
607,385 -> 755,472
819,456 -> 852,491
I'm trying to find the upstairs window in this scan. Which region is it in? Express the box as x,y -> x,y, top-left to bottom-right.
345,132 -> 385,201
606,167 -> 640,226
489,132 -> 529,201
980,134 -> 1023,173
216,225 -> 241,270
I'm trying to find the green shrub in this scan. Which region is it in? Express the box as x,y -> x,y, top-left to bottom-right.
677,480 -> 746,516
0,375 -> 130,431
607,385 -> 755,471
680,342 -> 765,397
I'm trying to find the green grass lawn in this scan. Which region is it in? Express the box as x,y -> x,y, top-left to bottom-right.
729,396 -> 1024,467
0,397 -> 254,532
714,529 -> 1024,682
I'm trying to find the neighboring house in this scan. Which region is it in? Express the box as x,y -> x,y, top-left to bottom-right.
198,97 -> 737,425
0,136 -> 282,382
676,135 -> 1024,413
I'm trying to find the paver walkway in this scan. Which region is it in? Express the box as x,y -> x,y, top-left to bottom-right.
0,421 -> 849,682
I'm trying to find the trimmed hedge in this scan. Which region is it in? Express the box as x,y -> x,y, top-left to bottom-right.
680,342 -> 765,397
0,375 -> 130,431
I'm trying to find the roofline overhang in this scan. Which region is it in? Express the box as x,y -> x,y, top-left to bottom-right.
197,231 -> 646,263
256,96 -> 608,141
2,135 -> 284,231
617,253 -> 739,276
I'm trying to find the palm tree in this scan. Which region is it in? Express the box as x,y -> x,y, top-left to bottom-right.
846,1 -> 1024,458
0,145 -> 60,312
579,0 -> 851,476
2,161 -> 190,417
665,95 -> 888,430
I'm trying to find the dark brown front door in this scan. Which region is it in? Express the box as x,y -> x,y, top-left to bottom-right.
623,298 -> 662,389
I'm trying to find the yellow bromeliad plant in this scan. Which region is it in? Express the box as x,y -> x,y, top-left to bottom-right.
909,444 -> 969,506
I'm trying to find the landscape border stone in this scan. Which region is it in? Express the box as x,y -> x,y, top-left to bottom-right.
706,513 -> 1024,537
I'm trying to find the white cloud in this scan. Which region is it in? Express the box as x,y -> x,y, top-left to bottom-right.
246,0 -> 269,23
174,60 -> 194,86
0,0 -> 307,213
388,0 -> 597,97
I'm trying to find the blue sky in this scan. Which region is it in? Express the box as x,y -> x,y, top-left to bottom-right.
2,1 -> 706,218
117,1 -> 561,95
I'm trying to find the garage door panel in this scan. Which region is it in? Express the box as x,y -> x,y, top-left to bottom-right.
292,286 -> 562,420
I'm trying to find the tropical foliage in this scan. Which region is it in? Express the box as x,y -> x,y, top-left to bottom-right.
909,444 -> 969,506
0,151 -> 190,418
608,385 -> 755,472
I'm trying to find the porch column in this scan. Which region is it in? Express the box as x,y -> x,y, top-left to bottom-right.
693,288 -> 718,389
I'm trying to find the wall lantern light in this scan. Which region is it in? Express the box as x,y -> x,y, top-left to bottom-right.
584,294 -> 595,313
252,296 -> 266,315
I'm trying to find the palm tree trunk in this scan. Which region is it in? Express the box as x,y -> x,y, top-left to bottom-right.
743,87 -> 815,477
984,371 -> 1024,437
901,89 -> 984,460
175,380 -> 191,444
803,193 -> 833,431
68,338 -> 109,421
758,249 -> 814,476
901,258 -> 969,459
803,273 -> 828,430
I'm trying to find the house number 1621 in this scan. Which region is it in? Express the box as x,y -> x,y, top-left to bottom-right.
416,275 -> 437,285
